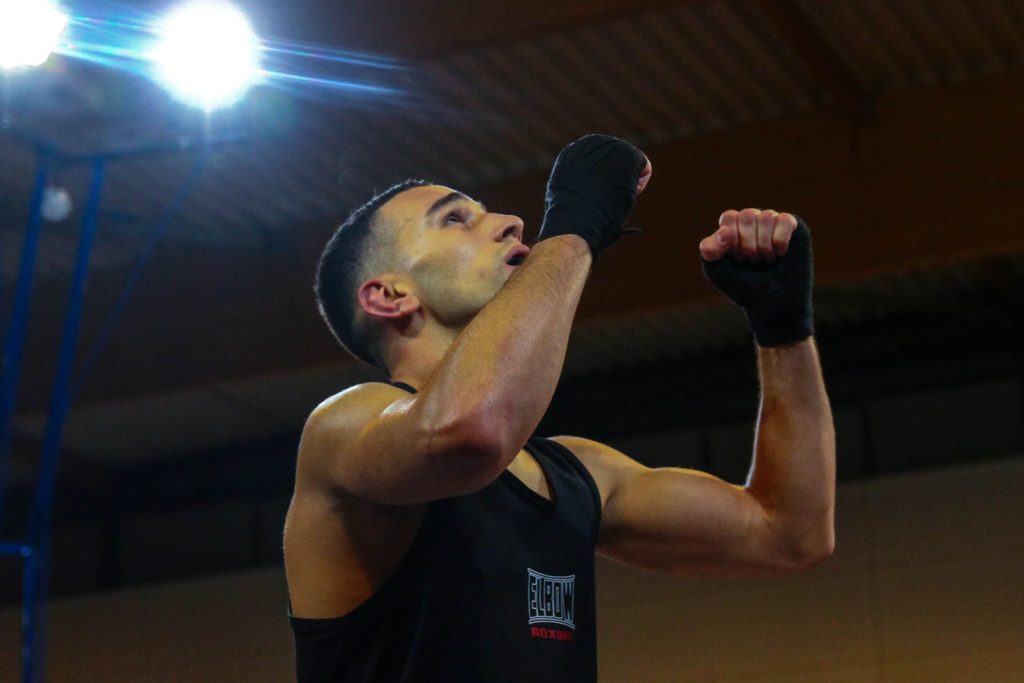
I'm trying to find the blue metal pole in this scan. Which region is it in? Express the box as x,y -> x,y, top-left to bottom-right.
0,150 -> 51,528
0,541 -> 31,556
70,152 -> 209,402
21,539 -> 45,683
22,158 -> 105,683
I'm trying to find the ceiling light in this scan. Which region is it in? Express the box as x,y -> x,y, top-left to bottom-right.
152,1 -> 261,111
0,0 -> 68,69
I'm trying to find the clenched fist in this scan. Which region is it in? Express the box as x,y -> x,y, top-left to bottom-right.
536,134 -> 651,262
699,209 -> 798,263
699,208 -> 814,347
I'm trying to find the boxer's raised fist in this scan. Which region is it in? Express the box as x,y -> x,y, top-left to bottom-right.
536,134 -> 650,261
700,209 -> 814,347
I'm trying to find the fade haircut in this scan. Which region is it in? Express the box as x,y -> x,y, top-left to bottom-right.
315,179 -> 431,373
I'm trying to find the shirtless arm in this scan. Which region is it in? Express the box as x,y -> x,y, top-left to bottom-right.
549,208 -> 834,574
304,136 -> 650,506
301,234 -> 593,506
554,338 -> 835,576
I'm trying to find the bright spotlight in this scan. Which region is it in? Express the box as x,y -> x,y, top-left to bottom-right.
0,0 -> 68,69
152,1 -> 261,111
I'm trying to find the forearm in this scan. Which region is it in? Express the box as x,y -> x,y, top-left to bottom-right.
422,234 -> 592,462
746,337 -> 836,560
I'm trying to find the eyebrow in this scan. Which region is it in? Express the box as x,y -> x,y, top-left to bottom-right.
425,191 -> 487,220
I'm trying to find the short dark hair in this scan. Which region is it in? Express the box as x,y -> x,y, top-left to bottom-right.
315,179 -> 431,373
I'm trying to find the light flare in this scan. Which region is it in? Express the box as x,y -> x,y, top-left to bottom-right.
0,0 -> 68,68
151,0 -> 261,111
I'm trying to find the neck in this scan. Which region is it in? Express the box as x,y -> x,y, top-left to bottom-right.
386,321 -> 462,392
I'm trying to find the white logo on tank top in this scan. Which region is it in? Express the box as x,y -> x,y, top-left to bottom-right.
527,568 -> 575,630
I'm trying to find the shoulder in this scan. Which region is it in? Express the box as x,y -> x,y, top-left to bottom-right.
296,382 -> 414,488
304,381 -> 411,437
547,435 -> 649,510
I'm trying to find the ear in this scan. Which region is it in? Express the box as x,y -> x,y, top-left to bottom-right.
357,277 -> 421,321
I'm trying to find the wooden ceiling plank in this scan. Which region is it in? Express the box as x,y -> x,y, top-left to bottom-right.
632,13 -> 723,128
985,0 -> 1024,65
886,1 -> 954,85
388,1 -> 711,61
752,0 -> 876,123
543,33 -> 655,139
415,62 -> 521,179
950,0 -> 1016,72
659,6 -> 758,124
634,9 -> 749,126
686,2 -> 779,113
700,0 -> 798,118
467,48 -> 575,154
607,18 -> 707,134
319,114 -> 417,196
572,23 -> 677,140
1001,0 -> 1024,67
511,38 -> 619,138
830,1 -> 908,88
904,0 -> 972,81
853,0 -> 921,89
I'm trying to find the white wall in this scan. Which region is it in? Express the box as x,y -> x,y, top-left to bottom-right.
2,454 -> 1023,682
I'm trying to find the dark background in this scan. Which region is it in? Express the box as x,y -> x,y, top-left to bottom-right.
1,0 -> 1022,603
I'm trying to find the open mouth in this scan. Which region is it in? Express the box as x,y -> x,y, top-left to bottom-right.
505,245 -> 530,266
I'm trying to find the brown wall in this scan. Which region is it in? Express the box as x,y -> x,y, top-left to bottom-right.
3,452 -> 1022,682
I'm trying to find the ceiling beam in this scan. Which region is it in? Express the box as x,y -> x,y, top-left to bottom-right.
280,0 -> 705,61
753,0 -> 876,124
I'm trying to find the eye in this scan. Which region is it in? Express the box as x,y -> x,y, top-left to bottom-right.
444,211 -> 463,225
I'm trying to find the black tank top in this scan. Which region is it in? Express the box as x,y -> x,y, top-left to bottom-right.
288,381 -> 602,682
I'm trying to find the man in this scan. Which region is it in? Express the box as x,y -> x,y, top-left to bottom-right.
284,135 -> 835,682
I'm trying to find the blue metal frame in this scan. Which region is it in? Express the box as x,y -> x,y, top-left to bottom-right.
0,150 -> 51,518
0,131 -> 240,681
21,159 -> 104,682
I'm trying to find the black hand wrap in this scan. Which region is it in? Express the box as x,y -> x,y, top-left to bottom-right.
700,216 -> 815,347
536,134 -> 647,261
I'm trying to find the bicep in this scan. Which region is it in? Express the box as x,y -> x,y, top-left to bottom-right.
554,436 -> 796,576
598,466 -> 793,575
300,383 -> 502,506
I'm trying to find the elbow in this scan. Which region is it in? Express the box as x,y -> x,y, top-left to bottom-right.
773,523 -> 835,572
422,407 -> 516,487
788,530 -> 835,572
796,537 -> 835,570
446,390 -> 524,457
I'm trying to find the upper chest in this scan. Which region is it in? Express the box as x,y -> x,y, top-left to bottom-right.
506,448 -> 554,501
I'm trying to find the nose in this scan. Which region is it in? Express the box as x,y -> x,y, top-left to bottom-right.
490,214 -> 524,243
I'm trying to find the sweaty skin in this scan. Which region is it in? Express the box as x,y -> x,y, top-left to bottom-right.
285,165 -> 651,619
284,173 -> 833,624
